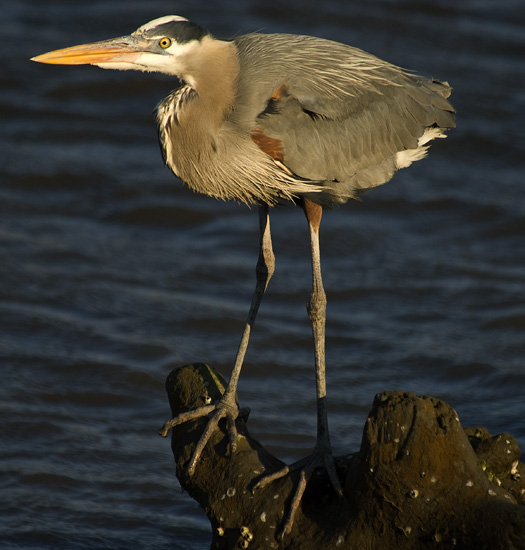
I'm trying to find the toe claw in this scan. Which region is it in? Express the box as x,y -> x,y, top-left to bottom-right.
158,424 -> 170,438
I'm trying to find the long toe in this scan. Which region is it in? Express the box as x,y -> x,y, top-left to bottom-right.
159,396 -> 241,476
255,449 -> 344,538
158,404 -> 216,437
282,450 -> 343,537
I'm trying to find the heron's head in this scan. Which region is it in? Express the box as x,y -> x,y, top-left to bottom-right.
31,16 -> 211,81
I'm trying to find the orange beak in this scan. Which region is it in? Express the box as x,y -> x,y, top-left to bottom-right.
31,37 -> 143,65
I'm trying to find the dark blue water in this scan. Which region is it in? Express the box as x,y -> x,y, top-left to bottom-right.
2,1 -> 524,548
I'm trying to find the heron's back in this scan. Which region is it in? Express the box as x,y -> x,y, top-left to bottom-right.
230,33 -> 455,207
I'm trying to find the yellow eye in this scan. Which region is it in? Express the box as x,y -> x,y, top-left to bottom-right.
159,37 -> 172,49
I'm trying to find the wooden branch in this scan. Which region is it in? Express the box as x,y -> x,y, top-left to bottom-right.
162,363 -> 525,549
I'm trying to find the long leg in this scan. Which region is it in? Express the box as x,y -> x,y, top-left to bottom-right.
222,203 -> 275,409
159,204 -> 274,475
255,199 -> 342,537
304,199 -> 332,456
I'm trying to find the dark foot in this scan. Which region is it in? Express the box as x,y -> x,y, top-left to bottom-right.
254,448 -> 343,537
159,395 -> 248,476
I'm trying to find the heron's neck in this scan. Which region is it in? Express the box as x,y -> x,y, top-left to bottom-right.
184,37 -> 239,125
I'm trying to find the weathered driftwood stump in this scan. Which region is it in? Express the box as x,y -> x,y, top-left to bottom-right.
163,363 -> 525,550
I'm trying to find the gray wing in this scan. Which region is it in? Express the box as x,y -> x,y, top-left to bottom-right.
233,33 -> 455,206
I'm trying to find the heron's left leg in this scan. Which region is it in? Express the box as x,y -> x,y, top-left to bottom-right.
159,204 -> 274,474
255,199 -> 342,537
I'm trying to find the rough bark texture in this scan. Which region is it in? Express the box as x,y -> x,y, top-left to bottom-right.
163,363 -> 525,550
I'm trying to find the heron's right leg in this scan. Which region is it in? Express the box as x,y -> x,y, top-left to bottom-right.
254,199 -> 342,538
159,204 -> 274,475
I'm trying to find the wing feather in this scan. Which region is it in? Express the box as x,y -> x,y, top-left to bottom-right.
233,33 -> 455,206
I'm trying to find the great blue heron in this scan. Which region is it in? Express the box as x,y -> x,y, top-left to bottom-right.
32,15 -> 455,535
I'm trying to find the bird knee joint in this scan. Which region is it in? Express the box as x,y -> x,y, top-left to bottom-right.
307,293 -> 327,321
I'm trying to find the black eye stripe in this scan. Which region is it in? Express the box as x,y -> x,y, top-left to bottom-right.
143,21 -> 208,44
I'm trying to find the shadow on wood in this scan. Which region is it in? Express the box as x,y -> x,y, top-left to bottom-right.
162,363 -> 525,550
